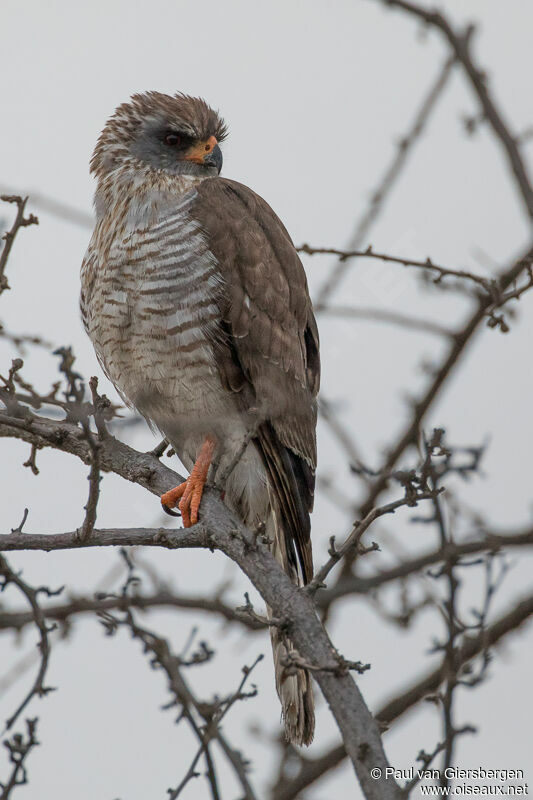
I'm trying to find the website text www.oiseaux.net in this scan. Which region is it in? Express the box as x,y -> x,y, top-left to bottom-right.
369,767 -> 528,795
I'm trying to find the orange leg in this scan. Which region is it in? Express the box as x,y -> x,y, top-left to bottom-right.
161,435 -> 216,527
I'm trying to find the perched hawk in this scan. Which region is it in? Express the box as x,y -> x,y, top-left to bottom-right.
81,92 -> 320,746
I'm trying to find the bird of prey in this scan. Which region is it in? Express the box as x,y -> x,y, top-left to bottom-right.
80,92 -> 320,746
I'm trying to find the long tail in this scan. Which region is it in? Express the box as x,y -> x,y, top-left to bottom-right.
267,505 -> 315,746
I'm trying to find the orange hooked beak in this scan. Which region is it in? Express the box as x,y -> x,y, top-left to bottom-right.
183,135 -> 218,164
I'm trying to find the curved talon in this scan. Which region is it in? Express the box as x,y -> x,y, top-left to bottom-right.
161,481 -> 187,516
162,505 -> 181,518
159,435 -> 216,528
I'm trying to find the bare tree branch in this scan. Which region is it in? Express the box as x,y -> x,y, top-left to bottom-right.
0,588 -> 266,634
0,186 -> 91,229
308,487 -> 440,594
0,556 -> 58,732
275,592 -> 533,800
320,305 -> 454,338
0,506 -> 403,797
107,609 -> 260,800
300,242 -> 496,294
378,0 -> 533,220
0,197 -> 38,297
314,55 -> 455,307
357,245 -> 533,522
0,718 -> 39,800
318,525 -> 533,605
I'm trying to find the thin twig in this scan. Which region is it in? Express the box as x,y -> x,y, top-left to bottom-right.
0,196 -> 38,296
275,593 -> 533,800
118,613 -> 260,800
0,588 -> 266,634
317,525 -> 533,604
357,246 -> 533,521
320,305 -> 454,338
378,0 -> 533,219
301,242 -> 494,293
77,422 -> 101,541
314,55 -> 455,307
308,487 -> 440,593
0,556 -> 59,732
402,725 -> 476,794
0,718 -> 40,800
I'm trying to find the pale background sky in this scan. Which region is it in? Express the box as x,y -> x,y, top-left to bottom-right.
1,1 -> 532,798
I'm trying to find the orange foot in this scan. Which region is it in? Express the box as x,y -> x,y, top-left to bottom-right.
160,435 -> 216,527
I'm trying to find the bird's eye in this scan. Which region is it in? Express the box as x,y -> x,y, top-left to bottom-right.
164,133 -> 182,147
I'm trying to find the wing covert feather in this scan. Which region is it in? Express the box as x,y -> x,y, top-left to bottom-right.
193,177 -> 320,582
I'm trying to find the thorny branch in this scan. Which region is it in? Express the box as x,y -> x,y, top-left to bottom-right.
319,304 -> 454,338
98,570 -> 260,800
300,243 -> 495,294
301,243 -> 533,325
0,515 -> 404,796
422,433 -> 463,784
402,725 -> 476,794
0,556 -> 59,732
274,593 -> 533,800
354,245 -> 533,527
0,718 -> 39,800
0,587 -> 266,634
378,0 -> 533,220
314,55 -> 455,308
338,0 -> 533,581
78,417 -> 101,540
317,524 -> 533,605
0,197 -> 38,297
309,439 -> 446,593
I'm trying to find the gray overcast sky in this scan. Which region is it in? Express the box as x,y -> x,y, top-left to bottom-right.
1,1 -> 533,798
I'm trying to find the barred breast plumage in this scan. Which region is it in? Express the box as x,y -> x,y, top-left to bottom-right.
82,172 -> 243,472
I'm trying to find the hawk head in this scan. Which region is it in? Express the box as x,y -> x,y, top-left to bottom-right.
91,91 -> 228,179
